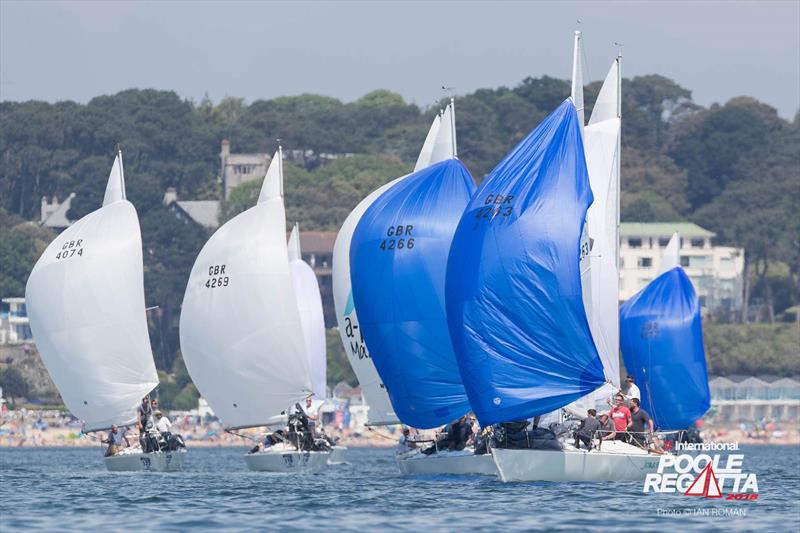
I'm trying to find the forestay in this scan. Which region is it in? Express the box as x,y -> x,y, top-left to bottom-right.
446,100 -> 605,427
350,159 -> 476,429
180,150 -> 312,429
288,224 -> 327,401
332,106 -> 456,426
620,267 -> 711,430
26,152 -> 158,431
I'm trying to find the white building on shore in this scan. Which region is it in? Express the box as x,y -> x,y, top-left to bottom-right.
619,222 -> 744,313
0,297 -> 32,345
709,376 -> 800,422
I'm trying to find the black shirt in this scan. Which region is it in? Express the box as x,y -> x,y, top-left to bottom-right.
630,408 -> 651,434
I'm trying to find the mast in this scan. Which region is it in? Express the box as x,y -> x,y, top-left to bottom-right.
278,142 -> 284,198
117,147 -> 126,200
571,30 -> 585,137
449,97 -> 457,158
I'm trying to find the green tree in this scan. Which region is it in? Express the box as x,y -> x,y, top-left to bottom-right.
0,367 -> 31,402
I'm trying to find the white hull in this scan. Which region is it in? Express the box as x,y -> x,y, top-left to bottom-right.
245,446 -> 330,473
491,440 -> 661,483
104,450 -> 185,472
329,446 -> 348,464
396,448 -> 498,476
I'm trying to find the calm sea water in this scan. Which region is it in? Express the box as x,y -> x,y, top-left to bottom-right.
1,445 -> 798,531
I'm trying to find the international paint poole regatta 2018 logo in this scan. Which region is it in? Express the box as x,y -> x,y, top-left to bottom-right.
643,442 -> 759,501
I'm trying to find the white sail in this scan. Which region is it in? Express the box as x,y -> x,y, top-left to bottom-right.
657,232 -> 681,276
180,150 -> 312,429
588,55 -> 621,125
288,223 -> 327,401
332,111 -> 454,425
430,100 -> 457,163
414,114 -> 441,171
26,153 -> 158,431
102,151 -> 126,206
584,57 -> 623,388
585,117 -> 622,386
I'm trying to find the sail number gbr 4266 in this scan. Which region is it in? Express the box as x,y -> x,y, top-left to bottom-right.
204,264 -> 229,289
379,225 -> 415,251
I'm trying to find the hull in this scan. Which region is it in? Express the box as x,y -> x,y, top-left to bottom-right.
329,446 -> 348,464
104,450 -> 185,472
396,448 -> 497,476
245,448 -> 330,473
491,440 -> 661,483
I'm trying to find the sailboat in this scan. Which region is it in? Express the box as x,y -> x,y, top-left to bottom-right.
180,147 -> 330,473
288,223 -> 347,464
343,101 -> 495,476
332,108 -> 447,427
26,151 -> 184,472
447,42 -> 661,481
620,232 -> 711,432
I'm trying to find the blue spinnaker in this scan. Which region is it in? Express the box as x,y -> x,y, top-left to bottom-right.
446,100 -> 605,427
620,267 -> 710,430
350,159 -> 476,428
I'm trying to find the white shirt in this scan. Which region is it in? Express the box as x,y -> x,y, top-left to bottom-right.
624,383 -> 641,402
155,416 -> 172,433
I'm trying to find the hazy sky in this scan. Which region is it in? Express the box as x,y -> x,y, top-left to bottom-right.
2,0 -> 798,118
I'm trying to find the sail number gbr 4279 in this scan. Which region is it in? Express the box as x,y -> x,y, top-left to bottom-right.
204,264 -> 229,289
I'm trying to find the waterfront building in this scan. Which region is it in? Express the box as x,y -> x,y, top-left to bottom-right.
0,297 -> 32,345
619,222 -> 744,313
709,375 -> 800,422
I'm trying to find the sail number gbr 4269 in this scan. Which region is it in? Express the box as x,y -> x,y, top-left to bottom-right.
204,264 -> 229,289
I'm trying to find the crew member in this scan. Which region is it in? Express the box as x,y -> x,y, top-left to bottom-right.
102,424 -> 130,457
609,394 -> 631,441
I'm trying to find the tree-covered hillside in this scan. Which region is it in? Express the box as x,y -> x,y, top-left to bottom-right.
1,75 -> 798,382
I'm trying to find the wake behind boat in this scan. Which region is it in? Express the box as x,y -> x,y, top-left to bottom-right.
25,151 -> 186,472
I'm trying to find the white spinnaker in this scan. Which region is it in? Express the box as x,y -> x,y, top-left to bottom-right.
25,153 -> 158,431
332,108 -> 455,425
288,224 -> 327,401
180,150 -> 312,429
657,232 -> 681,276
585,117 -> 622,386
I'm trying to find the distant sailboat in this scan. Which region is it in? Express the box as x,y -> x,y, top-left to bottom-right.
180,147 -> 329,472
332,104 -> 457,427
620,232 -> 711,431
26,151 -> 184,472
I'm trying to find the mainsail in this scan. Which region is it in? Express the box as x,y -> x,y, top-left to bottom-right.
446,100 -> 605,427
180,149 -> 312,429
657,232 -> 681,276
26,151 -> 158,431
584,56 -> 622,386
350,158 -> 476,429
331,104 -> 457,426
619,266 -> 711,430
288,223 -> 327,401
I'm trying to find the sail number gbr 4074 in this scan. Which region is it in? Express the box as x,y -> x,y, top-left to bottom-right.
204,264 -> 229,289
54,239 -> 84,260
